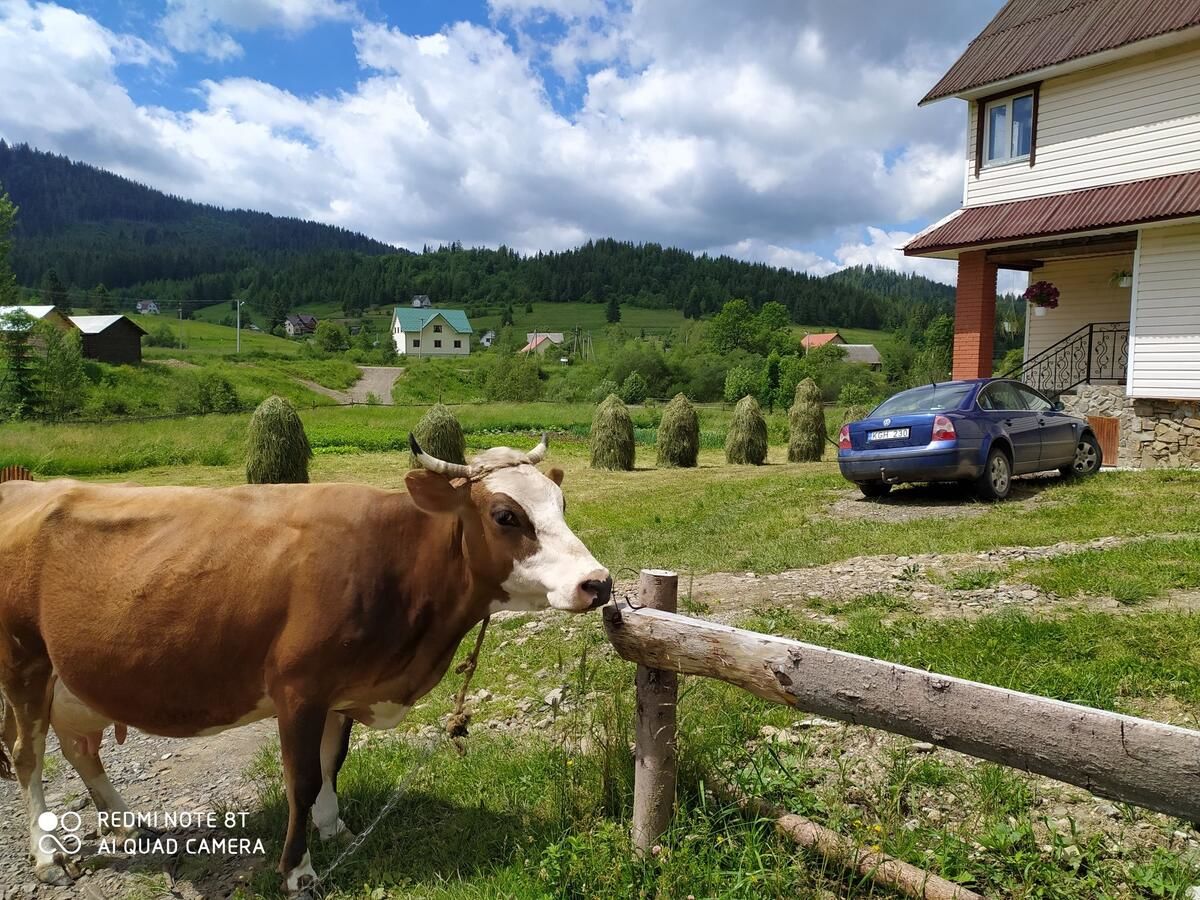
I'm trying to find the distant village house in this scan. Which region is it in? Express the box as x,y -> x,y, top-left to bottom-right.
392,308 -> 473,356
135,300 -> 160,315
411,295 -> 433,309
520,332 -> 564,355
284,314 -> 318,337
478,329 -> 497,348
801,331 -> 882,369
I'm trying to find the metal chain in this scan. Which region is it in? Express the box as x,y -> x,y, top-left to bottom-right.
301,616 -> 492,898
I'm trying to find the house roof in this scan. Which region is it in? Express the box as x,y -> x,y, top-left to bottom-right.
520,334 -> 561,353
392,307 -> 474,334
0,305 -> 59,321
525,332 -> 564,344
801,332 -> 843,349
286,314 -> 317,325
904,170 -> 1200,256
69,315 -> 147,335
841,344 -> 883,366
922,0 -> 1200,105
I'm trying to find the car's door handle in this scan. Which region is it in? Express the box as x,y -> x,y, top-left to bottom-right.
1004,418 -> 1014,426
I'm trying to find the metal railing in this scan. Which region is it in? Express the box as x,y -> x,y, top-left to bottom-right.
1003,321 -> 1129,398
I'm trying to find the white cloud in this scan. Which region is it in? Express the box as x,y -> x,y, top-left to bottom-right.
160,0 -> 360,61
0,0 -> 1004,281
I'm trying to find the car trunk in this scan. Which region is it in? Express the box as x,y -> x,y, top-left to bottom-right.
848,414 -> 937,451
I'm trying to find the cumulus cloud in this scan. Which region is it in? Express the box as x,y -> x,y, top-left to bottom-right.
160,0 -> 360,61
0,0 -> 1002,281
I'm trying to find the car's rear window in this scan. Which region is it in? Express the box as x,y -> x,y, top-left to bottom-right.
871,384 -> 973,417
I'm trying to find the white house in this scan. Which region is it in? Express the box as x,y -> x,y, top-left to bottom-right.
135,300 -> 159,315
392,308 -> 473,356
520,332 -> 565,355
905,2 -> 1200,469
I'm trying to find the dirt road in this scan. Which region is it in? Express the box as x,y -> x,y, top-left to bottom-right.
295,365 -> 405,406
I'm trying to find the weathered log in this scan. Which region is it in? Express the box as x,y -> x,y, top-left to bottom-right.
631,570 -> 679,855
711,778 -> 985,900
602,603 -> 1200,821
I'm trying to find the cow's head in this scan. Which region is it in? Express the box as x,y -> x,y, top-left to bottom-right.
405,434 -> 612,613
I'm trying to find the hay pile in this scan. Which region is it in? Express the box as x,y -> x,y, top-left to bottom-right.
409,403 -> 466,468
788,378 -> 825,462
657,393 -> 699,468
725,395 -> 767,465
591,393 -> 635,470
246,395 -> 312,484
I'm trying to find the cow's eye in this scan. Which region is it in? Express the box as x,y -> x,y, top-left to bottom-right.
492,509 -> 519,528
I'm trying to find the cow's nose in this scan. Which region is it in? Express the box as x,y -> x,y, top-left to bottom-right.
581,576 -> 613,609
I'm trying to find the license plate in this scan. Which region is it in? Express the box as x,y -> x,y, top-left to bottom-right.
869,428 -> 910,441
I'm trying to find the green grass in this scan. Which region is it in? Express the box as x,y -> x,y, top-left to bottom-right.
229,601 -> 1200,899
135,314 -> 300,357
471,301 -> 689,341
1018,537 -> 1200,604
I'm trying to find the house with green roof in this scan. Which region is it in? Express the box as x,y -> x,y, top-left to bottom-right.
391,307 -> 474,356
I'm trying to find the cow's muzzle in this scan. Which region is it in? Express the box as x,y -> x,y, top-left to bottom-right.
582,577 -> 614,609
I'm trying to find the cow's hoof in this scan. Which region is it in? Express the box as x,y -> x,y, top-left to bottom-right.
35,861 -> 74,886
282,873 -> 316,898
320,822 -> 356,845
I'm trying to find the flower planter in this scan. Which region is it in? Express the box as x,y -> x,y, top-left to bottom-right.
1034,306 -> 1047,317
1118,276 -> 1133,288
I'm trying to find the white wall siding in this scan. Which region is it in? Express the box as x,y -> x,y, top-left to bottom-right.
965,41 -> 1200,207
1023,254 -> 1134,361
1130,223 -> 1200,399
393,319 -> 470,356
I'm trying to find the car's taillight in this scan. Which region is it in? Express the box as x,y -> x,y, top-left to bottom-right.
838,425 -> 852,450
932,415 -> 956,442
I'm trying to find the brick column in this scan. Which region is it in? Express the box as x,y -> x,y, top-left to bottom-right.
952,250 -> 998,379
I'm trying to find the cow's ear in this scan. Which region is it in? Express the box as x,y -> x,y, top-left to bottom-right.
547,467 -> 565,486
405,470 -> 469,514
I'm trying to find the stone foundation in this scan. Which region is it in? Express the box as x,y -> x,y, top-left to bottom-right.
1059,385 -> 1200,469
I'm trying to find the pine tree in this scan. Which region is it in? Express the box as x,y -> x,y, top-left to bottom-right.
42,268 -> 69,314
93,283 -> 115,314
0,188 -> 17,307
605,295 -> 621,323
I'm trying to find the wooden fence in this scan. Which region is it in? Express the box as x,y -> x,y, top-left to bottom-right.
0,465 -> 32,483
603,569 -> 1200,857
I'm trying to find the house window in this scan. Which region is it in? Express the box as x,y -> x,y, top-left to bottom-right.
453,340 -> 462,348
412,339 -> 420,348
433,324 -> 443,333
982,91 -> 1035,166
434,339 -> 442,348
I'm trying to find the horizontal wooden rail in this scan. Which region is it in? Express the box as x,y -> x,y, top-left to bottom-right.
602,602 -> 1200,822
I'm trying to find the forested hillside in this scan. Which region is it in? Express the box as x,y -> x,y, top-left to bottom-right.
0,142 -> 953,331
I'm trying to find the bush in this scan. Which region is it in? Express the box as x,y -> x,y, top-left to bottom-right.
315,321 -> 350,353
725,395 -> 767,465
656,393 -> 699,468
485,353 -> 542,402
193,372 -> 241,414
723,363 -> 762,404
590,393 -> 635,470
590,379 -> 618,404
619,371 -> 648,404
246,396 -> 312,483
788,378 -> 825,462
409,403 -> 466,469
145,322 -> 176,347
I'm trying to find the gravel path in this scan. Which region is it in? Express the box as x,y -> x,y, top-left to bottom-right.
295,366 -> 405,406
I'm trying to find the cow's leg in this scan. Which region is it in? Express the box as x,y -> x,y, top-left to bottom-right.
4,665 -> 72,885
51,680 -> 136,837
312,711 -> 354,842
275,696 -> 327,896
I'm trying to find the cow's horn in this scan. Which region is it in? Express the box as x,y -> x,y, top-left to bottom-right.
526,432 -> 549,464
409,433 -> 473,478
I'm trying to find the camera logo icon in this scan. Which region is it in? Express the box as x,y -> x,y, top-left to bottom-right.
37,810 -> 83,856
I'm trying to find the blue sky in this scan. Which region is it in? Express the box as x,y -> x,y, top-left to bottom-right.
0,0 -> 1013,285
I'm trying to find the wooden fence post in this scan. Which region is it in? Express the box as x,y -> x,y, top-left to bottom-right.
631,569 -> 678,855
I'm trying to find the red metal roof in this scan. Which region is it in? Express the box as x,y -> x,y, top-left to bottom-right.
923,0 -> 1200,104
905,170 -> 1200,255
801,332 -> 842,349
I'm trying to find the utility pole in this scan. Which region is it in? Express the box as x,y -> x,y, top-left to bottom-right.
236,299 -> 246,353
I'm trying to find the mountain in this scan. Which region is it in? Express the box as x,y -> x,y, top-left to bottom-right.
0,142 -> 394,290
0,142 -> 949,331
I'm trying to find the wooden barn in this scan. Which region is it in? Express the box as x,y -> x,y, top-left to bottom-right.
69,315 -> 147,364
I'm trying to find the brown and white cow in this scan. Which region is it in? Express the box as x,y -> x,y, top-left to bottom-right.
0,435 -> 610,894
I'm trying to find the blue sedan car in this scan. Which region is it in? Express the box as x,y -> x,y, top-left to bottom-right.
837,378 -> 1102,500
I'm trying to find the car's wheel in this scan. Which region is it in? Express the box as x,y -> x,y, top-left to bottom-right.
858,481 -> 892,498
1061,432 -> 1102,478
976,447 -> 1012,501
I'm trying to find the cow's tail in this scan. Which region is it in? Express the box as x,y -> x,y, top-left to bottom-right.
0,693 -> 12,780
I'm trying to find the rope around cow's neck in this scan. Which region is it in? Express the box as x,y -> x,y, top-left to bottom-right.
301,615 -> 491,898
446,614 -> 490,755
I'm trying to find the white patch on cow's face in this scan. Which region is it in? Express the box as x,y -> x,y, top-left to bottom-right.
483,466 -> 609,613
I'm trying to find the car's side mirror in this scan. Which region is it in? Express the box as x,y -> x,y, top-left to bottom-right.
1052,399 -> 1065,411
